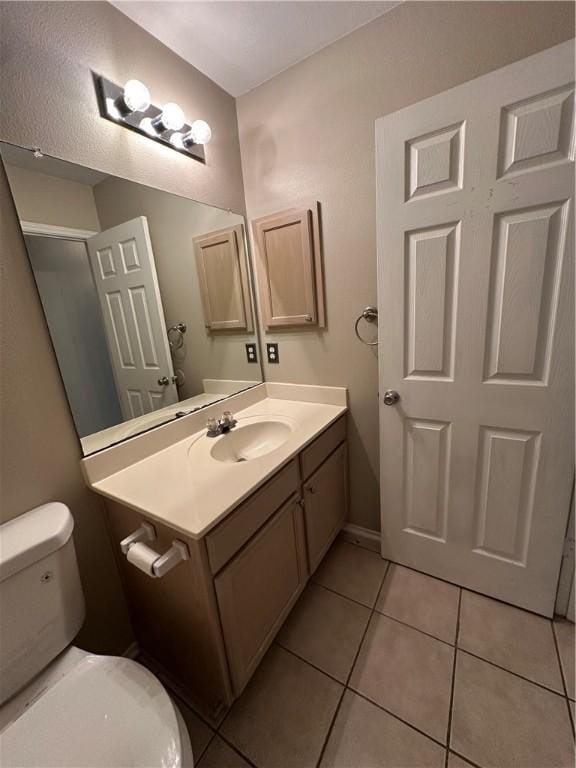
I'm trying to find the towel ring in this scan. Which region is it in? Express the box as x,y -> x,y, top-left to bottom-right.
354,306 -> 378,346
167,322 -> 187,350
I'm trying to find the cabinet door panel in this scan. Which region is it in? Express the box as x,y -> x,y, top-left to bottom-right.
194,224 -> 253,332
215,496 -> 307,694
252,203 -> 325,329
304,443 -> 348,572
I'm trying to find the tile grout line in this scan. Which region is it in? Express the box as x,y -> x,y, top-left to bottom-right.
344,686 -> 448,751
449,749 -> 484,768
278,632 -> 453,753
274,641 -> 345,687
457,648 -> 569,698
550,620 -> 575,735
314,561 -> 391,768
376,607 -> 457,648
214,731 -> 258,768
310,578 -> 379,611
194,731 -> 217,765
310,577 -> 376,609
344,536 -> 558,623
444,588 -> 462,768
318,558 -> 568,698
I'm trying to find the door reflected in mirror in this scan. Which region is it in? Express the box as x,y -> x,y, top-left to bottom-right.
1,142 -> 263,455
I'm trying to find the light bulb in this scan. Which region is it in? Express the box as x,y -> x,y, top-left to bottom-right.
152,102 -> 185,133
169,132 -> 185,150
186,119 -> 212,145
122,79 -> 150,113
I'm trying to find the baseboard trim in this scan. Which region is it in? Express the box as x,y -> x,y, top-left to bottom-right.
341,523 -> 381,553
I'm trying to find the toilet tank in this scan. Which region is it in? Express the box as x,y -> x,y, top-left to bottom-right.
0,503 -> 85,705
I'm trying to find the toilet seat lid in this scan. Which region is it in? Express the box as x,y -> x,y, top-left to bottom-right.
0,655 -> 186,767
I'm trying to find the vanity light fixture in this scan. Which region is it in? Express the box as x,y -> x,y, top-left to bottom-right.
95,73 -> 211,163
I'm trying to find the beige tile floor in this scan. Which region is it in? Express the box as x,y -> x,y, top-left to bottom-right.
181,539 -> 575,768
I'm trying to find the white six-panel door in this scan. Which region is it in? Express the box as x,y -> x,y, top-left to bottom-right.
87,216 -> 178,421
376,41 -> 574,616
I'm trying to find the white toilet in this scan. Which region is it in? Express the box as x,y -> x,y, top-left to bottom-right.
0,502 -> 193,767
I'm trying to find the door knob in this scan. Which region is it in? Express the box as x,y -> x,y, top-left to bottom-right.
383,390 -> 400,406
157,376 -> 170,386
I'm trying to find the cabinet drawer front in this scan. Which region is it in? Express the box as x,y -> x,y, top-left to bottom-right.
300,416 -> 346,480
215,496 -> 307,694
304,442 -> 348,573
206,459 -> 299,574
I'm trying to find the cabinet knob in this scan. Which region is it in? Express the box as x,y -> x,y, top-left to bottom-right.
305,485 -> 316,494
304,314 -> 313,322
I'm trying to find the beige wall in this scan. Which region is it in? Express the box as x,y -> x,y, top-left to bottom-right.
93,176 -> 260,399
236,1 -> 575,532
3,164 -> 101,232
0,164 -> 132,654
0,1 -> 246,654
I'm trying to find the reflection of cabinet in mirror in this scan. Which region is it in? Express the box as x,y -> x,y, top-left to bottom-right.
1,141 -> 264,455
193,225 -> 253,333
252,202 -> 325,330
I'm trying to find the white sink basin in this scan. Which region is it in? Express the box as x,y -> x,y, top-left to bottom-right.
210,420 -> 292,463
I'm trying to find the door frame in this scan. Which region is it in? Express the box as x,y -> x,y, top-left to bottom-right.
20,221 -> 98,241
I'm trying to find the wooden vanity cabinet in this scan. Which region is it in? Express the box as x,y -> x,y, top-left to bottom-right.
215,494 -> 307,693
104,415 -> 347,723
105,499 -> 234,722
303,442 -> 348,573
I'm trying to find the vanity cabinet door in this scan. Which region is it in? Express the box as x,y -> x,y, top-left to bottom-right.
304,442 -> 348,573
215,495 -> 307,694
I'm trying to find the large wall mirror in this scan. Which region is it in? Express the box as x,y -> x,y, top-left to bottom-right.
1,142 -> 264,455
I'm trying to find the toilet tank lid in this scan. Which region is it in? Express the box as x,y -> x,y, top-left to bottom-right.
0,503 -> 74,583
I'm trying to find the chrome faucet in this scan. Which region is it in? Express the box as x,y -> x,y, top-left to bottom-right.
206,411 -> 237,437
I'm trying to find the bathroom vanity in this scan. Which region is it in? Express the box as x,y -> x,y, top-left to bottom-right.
82,384 -> 348,722
2,140 -> 350,724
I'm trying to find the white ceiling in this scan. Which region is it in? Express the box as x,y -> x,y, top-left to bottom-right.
110,1 -> 401,96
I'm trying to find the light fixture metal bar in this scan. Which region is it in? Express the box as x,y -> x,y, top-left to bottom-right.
94,74 -> 206,164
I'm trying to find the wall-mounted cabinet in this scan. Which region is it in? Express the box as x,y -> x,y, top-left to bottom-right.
193,224 -> 253,332
252,202 -> 325,330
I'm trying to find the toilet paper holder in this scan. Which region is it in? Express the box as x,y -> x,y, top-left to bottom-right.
120,523 -> 189,578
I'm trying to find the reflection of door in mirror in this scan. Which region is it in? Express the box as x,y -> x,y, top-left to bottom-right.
86,216 -> 178,420
1,142 -> 263,455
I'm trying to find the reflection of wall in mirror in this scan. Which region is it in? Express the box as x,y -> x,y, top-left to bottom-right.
92,177 -> 259,400
4,164 -> 124,435
4,164 -> 101,232
24,234 -> 123,437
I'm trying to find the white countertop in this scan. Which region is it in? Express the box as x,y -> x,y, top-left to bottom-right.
88,391 -> 347,539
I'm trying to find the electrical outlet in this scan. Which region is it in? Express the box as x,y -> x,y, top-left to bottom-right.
245,343 -> 258,363
266,343 -> 279,364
